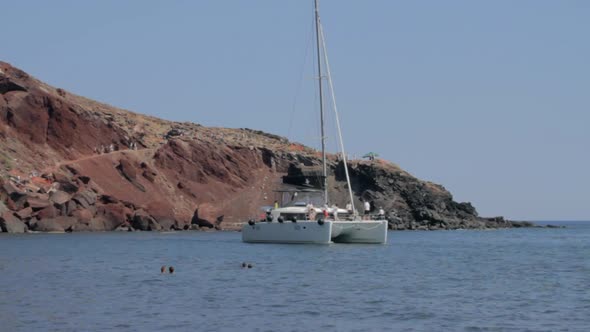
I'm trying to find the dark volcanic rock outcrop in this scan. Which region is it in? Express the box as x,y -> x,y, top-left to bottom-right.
191,208 -> 215,229
328,160 -> 518,230
0,61 -> 528,232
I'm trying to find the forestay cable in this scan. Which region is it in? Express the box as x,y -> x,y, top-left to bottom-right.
319,23 -> 357,217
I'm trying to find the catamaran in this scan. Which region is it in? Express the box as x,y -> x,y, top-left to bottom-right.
241,0 -> 388,244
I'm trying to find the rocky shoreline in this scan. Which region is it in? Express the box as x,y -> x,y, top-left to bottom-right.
0,174 -> 220,233
0,147 -> 537,234
0,169 -> 535,234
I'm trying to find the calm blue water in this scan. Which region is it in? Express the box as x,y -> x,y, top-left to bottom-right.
1,221 -> 588,332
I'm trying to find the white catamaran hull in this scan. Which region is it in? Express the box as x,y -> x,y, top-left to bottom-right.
331,220 -> 388,244
242,220 -> 387,244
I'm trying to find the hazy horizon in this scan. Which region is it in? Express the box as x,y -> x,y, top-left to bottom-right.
1,1 -> 588,220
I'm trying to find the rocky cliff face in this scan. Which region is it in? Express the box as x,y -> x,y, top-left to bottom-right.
0,61 -> 530,233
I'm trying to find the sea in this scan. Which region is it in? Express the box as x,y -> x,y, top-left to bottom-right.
0,221 -> 588,332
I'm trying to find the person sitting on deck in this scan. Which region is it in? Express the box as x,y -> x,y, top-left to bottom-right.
345,203 -> 352,214
378,207 -> 385,219
332,204 -> 339,221
307,203 -> 316,220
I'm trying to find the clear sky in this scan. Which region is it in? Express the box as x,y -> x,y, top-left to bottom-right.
2,1 -> 589,220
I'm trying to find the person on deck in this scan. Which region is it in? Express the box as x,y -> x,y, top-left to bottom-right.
274,200 -> 279,209
307,203 -> 316,220
363,200 -> 371,220
332,204 -> 339,221
345,202 -> 352,213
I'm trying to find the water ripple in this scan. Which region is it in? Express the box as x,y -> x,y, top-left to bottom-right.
0,222 -> 589,331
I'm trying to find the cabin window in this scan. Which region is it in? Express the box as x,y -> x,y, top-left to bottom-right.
280,213 -> 307,220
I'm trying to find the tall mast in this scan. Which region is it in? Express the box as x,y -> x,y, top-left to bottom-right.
314,0 -> 328,205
